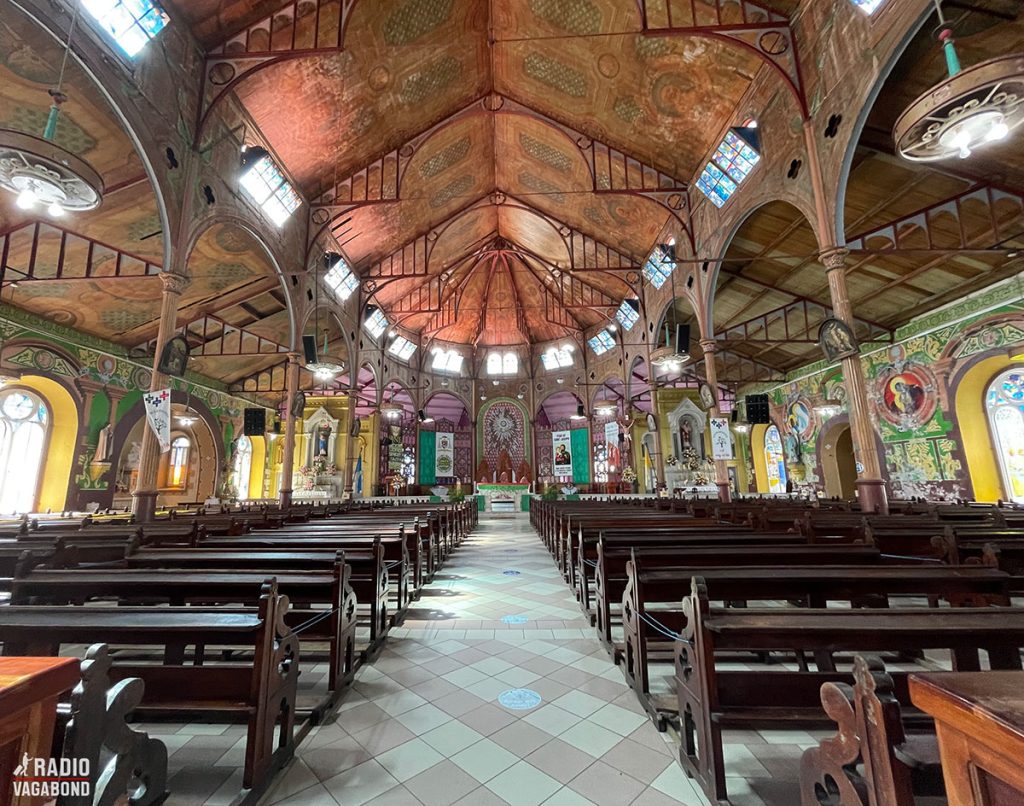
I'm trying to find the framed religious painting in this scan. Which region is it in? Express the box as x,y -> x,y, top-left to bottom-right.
818,318 -> 859,362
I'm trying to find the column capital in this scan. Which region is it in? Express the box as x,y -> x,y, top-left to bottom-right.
286,351 -> 302,365
699,338 -> 717,355
159,272 -> 190,295
819,247 -> 849,272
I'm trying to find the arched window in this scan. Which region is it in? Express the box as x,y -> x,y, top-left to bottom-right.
486,352 -> 502,375
502,352 -> 518,374
168,435 -> 191,489
764,425 -> 787,494
232,436 -> 253,499
986,369 -> 1024,503
0,389 -> 49,514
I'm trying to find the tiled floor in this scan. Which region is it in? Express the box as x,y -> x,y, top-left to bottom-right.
163,514 -> 816,806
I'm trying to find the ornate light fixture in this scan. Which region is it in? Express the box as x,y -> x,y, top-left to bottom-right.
0,2 -> 103,216
814,399 -> 843,418
305,256 -> 345,383
379,388 -> 403,420
893,1 -> 1024,162
177,413 -> 197,427
593,397 -> 618,417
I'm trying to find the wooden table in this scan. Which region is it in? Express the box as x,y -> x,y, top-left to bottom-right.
0,657 -> 80,806
910,672 -> 1024,805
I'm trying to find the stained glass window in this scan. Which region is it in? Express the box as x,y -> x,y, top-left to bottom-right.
850,0 -> 885,13
588,329 -> 615,355
169,435 -> 190,488
697,129 -> 760,208
387,336 -> 417,361
239,153 -> 302,226
324,257 -> 359,301
987,369 -> 1024,503
487,352 -> 517,375
364,308 -> 388,339
642,245 -> 675,289
764,425 -> 787,495
0,389 -> 49,514
615,299 -> 640,330
232,436 -> 252,499
541,346 -> 574,370
82,0 -> 168,57
431,348 -> 463,373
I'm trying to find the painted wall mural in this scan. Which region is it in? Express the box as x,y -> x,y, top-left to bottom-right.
752,277 -> 1024,502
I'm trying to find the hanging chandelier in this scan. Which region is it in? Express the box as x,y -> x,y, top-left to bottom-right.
305,257 -> 345,383
0,2 -> 103,215
893,1 -> 1024,162
380,400 -> 403,420
593,397 -> 617,416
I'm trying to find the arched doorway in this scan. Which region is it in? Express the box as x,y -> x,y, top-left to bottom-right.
0,388 -> 50,513
820,421 -> 857,500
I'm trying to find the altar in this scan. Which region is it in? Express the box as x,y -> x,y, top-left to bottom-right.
477,483 -> 531,512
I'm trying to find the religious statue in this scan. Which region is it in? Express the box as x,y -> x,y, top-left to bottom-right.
95,423 -> 113,462
680,419 -> 692,449
316,424 -> 332,457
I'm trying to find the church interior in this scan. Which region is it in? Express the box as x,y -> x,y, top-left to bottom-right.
1,0 -> 1024,804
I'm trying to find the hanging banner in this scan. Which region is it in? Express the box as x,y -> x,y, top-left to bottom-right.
435,432 -> 454,477
552,429 -> 572,476
143,388 -> 172,453
604,420 -> 619,446
710,417 -> 734,460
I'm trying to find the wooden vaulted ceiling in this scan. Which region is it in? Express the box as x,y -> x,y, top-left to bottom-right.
712,0 -> 1024,375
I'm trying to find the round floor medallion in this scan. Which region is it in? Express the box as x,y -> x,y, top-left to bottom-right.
498,689 -> 542,710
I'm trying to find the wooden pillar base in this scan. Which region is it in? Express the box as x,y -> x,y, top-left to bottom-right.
279,489 -> 293,509
716,480 -> 732,504
855,478 -> 888,515
132,490 -> 158,523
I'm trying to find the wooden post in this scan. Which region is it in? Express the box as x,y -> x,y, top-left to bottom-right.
278,352 -> 301,509
821,248 -> 888,514
131,272 -> 189,523
700,339 -> 732,504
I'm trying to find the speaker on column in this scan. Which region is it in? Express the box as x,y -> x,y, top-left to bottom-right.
674,323 -> 690,354
243,408 -> 266,436
350,416 -> 362,437
302,334 -> 318,365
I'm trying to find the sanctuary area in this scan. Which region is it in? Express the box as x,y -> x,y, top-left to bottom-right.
1,0 -> 1023,804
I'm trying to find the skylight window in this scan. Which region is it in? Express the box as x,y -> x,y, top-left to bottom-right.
324,256 -> 359,302
588,330 -> 615,356
364,308 -> 388,339
487,352 -> 518,375
541,346 -> 574,371
642,244 -> 675,290
431,347 -> 463,374
615,299 -> 640,331
387,336 -> 417,361
696,128 -> 761,208
239,151 -> 302,226
82,0 -> 168,57
851,0 -> 885,12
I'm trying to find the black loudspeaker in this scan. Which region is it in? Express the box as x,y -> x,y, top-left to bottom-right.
350,416 -> 362,437
675,323 -> 690,354
302,334 -> 318,365
730,409 -> 738,423
745,394 -> 771,424
272,420 -> 281,434
243,408 -> 266,436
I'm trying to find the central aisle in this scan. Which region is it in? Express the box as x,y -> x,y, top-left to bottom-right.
259,515 -> 721,805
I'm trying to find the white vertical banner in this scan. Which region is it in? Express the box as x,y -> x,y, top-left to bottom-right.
552,429 -> 572,476
435,431 -> 454,477
710,417 -> 733,460
604,420 -> 619,447
143,388 -> 173,453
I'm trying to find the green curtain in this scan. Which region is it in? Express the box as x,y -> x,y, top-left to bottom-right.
571,428 -> 590,484
418,430 -> 436,486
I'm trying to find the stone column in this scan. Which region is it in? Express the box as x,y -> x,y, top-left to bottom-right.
648,384 -> 666,493
278,352 -> 301,509
344,392 -> 358,497
132,272 -> 189,522
821,248 -> 888,514
700,339 -> 732,503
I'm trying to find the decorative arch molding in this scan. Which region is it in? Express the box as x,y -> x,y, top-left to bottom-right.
423,389 -> 473,417
8,0 -> 177,270
831,5 -> 935,242
939,313 -> 1024,365
184,214 -> 300,351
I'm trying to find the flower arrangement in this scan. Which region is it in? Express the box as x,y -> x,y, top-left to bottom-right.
680,447 -> 701,471
621,466 -> 637,483
665,454 -> 678,467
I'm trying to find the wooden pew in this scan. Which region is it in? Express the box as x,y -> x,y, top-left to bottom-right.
0,580 -> 298,793
11,561 -> 358,697
674,579 -> 1024,805
621,559 -> 1010,723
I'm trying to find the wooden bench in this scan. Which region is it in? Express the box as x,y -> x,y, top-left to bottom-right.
0,580 -> 298,793
674,579 -> 1024,804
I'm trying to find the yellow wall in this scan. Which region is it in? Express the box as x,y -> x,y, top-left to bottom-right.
957,355 -> 1020,502
750,424 -> 769,494
360,413 -> 379,496
248,435 -> 266,498
17,375 -> 78,512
